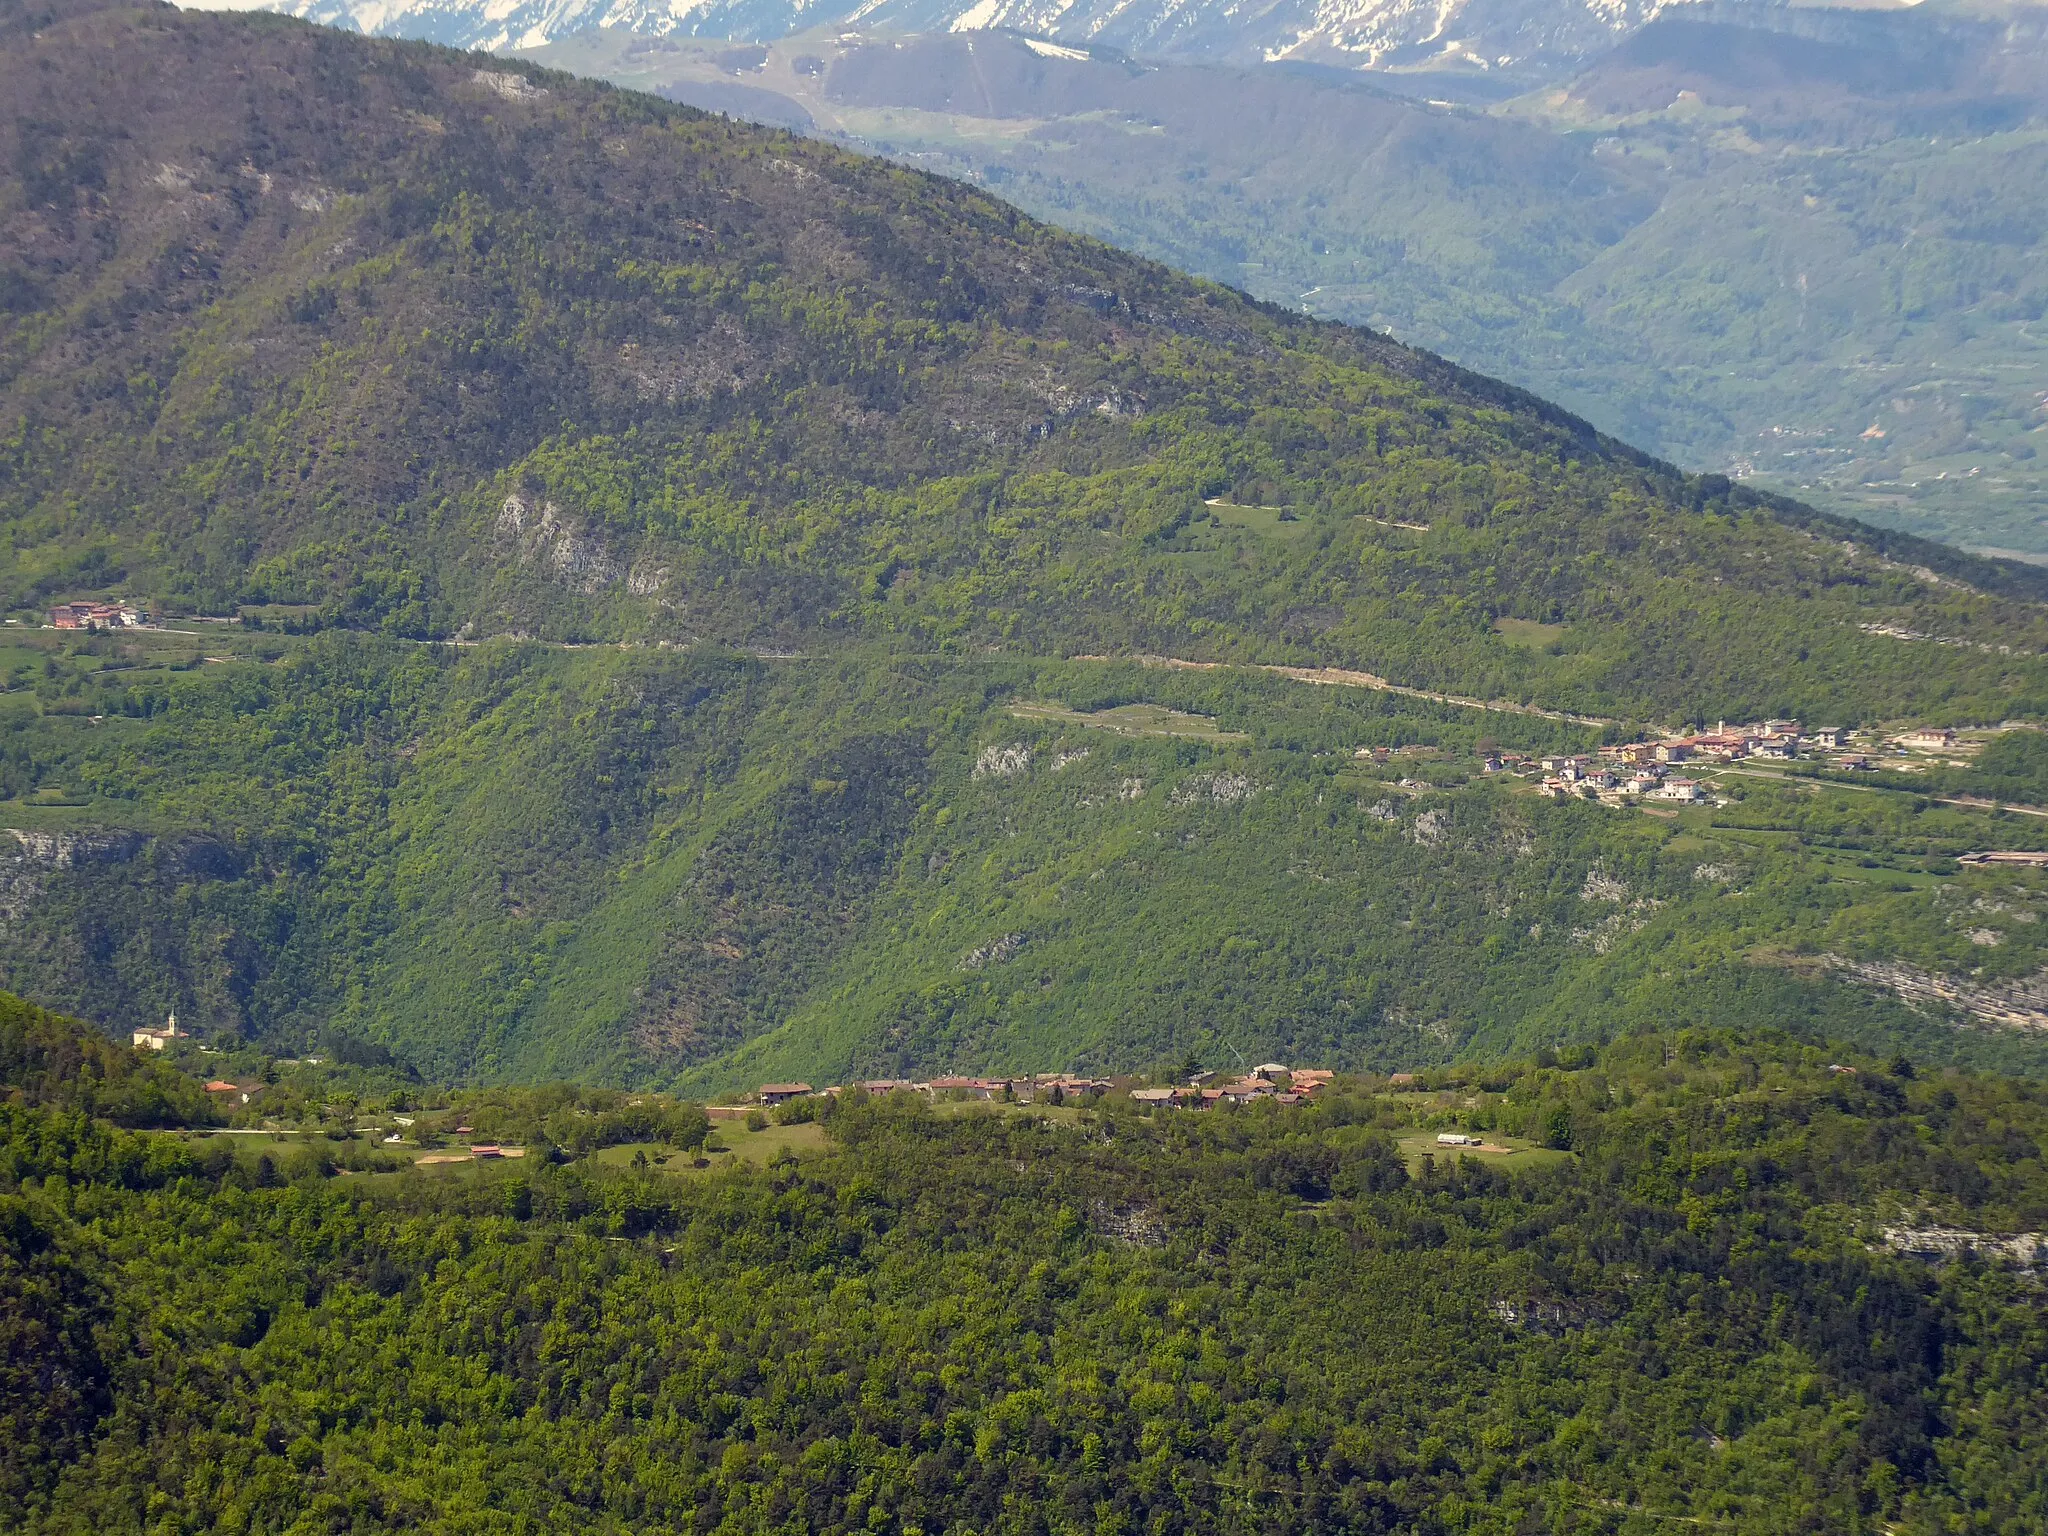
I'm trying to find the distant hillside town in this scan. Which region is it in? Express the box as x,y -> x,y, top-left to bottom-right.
1465,718 -> 1973,806
749,1063 -> 1336,1110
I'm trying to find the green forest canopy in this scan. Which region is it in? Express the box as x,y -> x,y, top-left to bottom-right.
2,996 -> 2044,1535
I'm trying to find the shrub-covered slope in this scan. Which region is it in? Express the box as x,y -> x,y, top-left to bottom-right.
8,628 -> 2048,1087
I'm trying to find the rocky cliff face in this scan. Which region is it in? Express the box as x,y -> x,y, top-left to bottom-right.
0,829 -> 145,920
1882,1225 -> 2047,1268
1825,954 -> 2048,1034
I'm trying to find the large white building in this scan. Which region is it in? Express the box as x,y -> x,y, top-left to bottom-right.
132,1011 -> 187,1051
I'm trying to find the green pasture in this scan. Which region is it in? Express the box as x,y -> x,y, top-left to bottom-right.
1393,1132 -> 1571,1174
1009,700 -> 1249,740
1491,618 -> 1566,650
1198,499 -> 1316,540
594,1118 -> 831,1174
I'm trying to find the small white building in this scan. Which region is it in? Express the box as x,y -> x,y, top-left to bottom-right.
1900,728 -> 1957,751
1436,1132 -> 1478,1146
1652,779 -> 1705,804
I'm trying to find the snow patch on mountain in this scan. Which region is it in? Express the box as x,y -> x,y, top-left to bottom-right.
187,0 -> 1744,80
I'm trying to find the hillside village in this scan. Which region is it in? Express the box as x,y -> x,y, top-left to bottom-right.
1462,719 -> 1983,808
748,1064 -> 1337,1110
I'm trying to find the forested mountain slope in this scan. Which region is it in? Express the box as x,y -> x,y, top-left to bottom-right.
6,0 -> 2048,714
8,2 -> 2048,1084
4,1011 -> 2047,1534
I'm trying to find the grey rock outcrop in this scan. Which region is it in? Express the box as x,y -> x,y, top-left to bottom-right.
0,827 -> 146,919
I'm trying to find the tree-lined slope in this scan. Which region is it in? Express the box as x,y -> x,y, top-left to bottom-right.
10,627 -> 2048,1088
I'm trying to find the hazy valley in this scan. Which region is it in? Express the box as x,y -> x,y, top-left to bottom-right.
3,3 -> 2048,1531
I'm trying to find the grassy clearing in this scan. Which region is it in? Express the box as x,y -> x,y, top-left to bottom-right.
1810,857 -> 1942,889
363,1153 -> 530,1188
1009,700 -> 1249,740
1393,1131 -> 1571,1174
1492,618 -> 1566,649
1200,500 -> 1315,540
595,1119 -> 832,1175
830,106 -> 1048,153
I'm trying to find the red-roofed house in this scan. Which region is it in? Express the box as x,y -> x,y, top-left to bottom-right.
50,600 -> 147,630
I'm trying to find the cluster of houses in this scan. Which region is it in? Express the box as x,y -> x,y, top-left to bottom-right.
755,1064 -> 1335,1110
1477,720 -> 1891,805
759,1074 -> 1118,1106
49,600 -> 151,630
1133,1064 -> 1334,1109
380,1116 -> 526,1159
1480,720 -> 1977,807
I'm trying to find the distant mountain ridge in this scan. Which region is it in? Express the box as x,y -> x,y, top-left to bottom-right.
206,0 -> 1729,82
527,8 -> 2048,555
189,0 -> 2048,550
1568,0 -> 2048,128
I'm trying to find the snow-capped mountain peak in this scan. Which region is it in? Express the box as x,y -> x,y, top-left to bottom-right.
193,0 -> 1729,81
